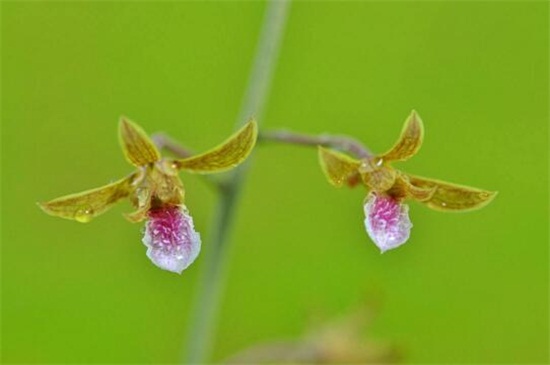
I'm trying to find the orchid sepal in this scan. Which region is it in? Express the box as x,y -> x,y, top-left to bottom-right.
38,174 -> 136,223
119,117 -> 161,167
407,174 -> 498,212
172,119 -> 258,174
381,110 -> 424,162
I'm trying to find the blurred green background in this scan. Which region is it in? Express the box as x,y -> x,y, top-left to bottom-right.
2,1 -> 548,363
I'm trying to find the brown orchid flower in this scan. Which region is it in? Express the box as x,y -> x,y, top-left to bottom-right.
318,111 -> 497,252
39,117 -> 258,273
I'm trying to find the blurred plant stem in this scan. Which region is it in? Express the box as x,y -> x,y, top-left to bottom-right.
183,1 -> 290,363
260,130 -> 373,159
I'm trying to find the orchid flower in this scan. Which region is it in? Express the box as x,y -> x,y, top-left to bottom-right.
318,111 -> 497,253
39,117 -> 258,273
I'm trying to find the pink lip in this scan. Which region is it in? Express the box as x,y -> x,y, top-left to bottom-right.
364,193 -> 412,253
142,205 -> 201,274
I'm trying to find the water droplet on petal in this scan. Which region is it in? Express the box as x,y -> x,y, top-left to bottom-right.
75,207 -> 94,223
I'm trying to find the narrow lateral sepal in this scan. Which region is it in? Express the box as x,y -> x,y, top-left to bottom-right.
38,175 -> 135,223
407,174 -> 498,212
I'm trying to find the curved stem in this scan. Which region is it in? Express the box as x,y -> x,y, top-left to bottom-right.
183,1 -> 290,362
260,130 -> 373,159
151,132 -> 194,158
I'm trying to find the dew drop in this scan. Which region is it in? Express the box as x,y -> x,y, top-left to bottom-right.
75,207 -> 94,223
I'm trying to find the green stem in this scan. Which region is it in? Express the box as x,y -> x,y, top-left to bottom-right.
184,1 -> 290,362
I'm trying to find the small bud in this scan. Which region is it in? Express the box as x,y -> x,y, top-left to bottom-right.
142,205 -> 201,274
363,193 -> 412,253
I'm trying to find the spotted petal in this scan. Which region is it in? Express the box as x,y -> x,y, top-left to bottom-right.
318,147 -> 362,187
38,174 -> 135,223
381,110 -> 424,162
119,116 -> 161,167
407,174 -> 497,211
172,119 -> 258,174
142,205 -> 201,274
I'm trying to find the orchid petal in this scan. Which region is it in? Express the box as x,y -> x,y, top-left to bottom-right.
38,174 -> 135,223
363,193 -> 412,253
119,116 -> 161,167
387,172 -> 436,201
381,110 -> 424,162
142,205 -> 201,274
407,174 -> 497,211
318,146 -> 362,187
173,119 -> 257,174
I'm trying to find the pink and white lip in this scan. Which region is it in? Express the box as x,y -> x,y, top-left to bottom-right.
142,205 -> 201,274
364,193 -> 412,253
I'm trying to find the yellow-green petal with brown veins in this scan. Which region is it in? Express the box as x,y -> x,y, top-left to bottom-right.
38,174 -> 136,223
386,172 -> 436,201
318,146 -> 362,188
381,110 -> 424,162
172,119 -> 258,174
119,116 -> 161,167
407,174 -> 498,212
